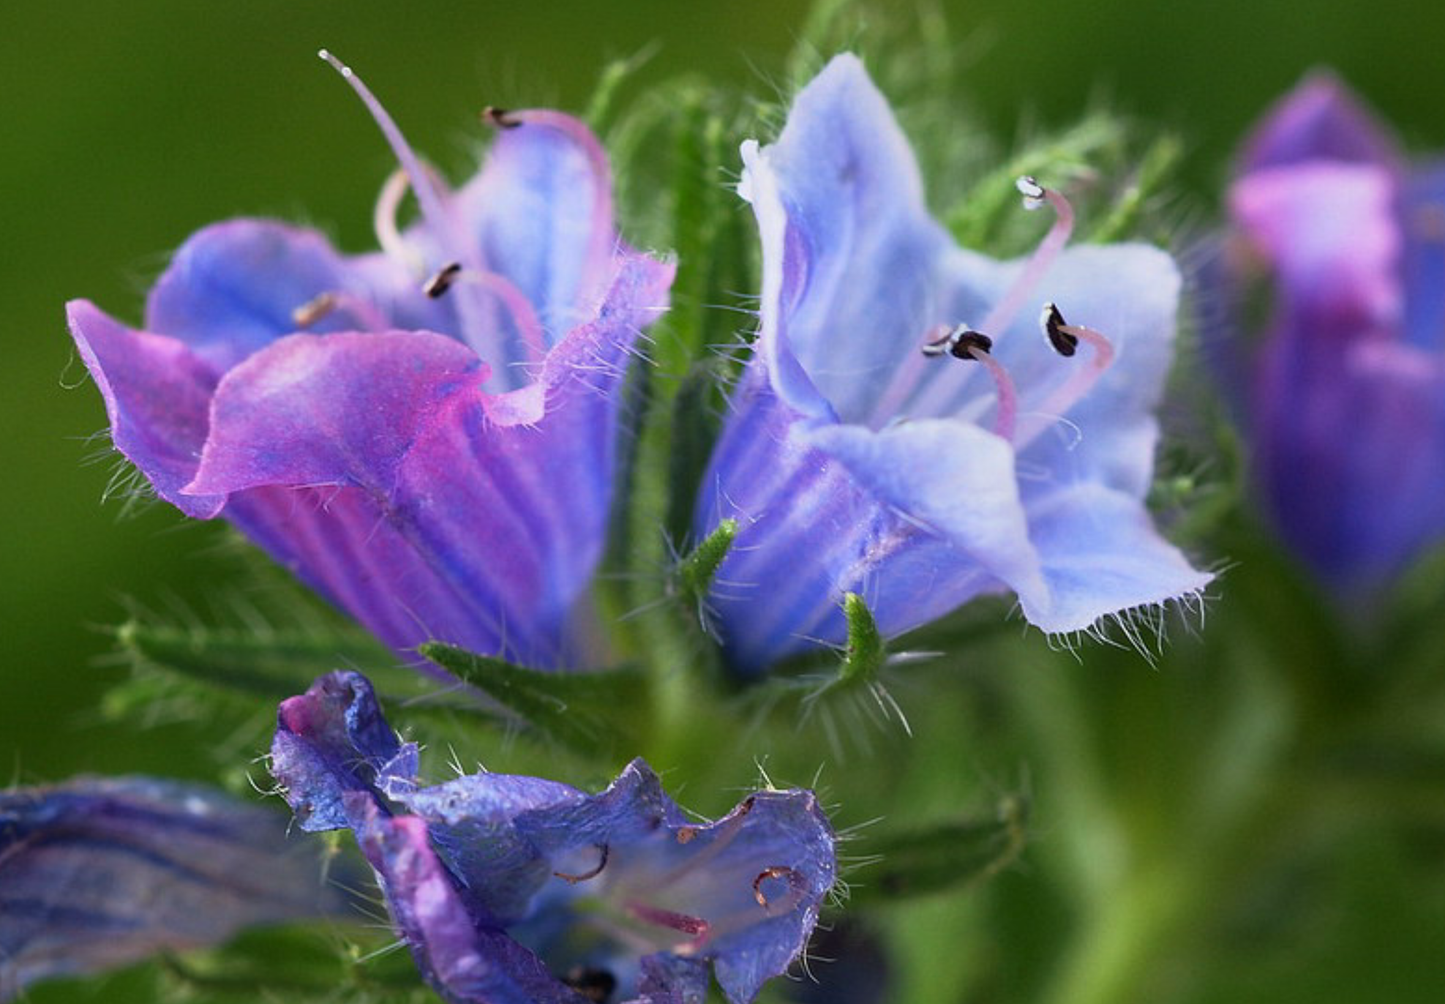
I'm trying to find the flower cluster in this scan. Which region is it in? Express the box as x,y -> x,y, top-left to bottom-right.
1211,74 -> 1445,594
270,671 -> 836,1004
41,46 -> 1223,1004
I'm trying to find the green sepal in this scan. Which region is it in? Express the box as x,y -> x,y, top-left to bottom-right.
676,516 -> 738,608
664,358 -> 729,546
846,793 -> 1030,906
418,642 -> 647,757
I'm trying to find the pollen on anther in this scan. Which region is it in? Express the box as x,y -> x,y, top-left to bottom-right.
1016,174 -> 1046,207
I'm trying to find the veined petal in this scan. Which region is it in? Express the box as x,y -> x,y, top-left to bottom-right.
0,776 -> 343,1002
65,300 -> 224,517
806,418 -> 1049,618
146,220 -> 388,372
185,330 -> 485,497
739,54 -> 951,422
457,112 -> 618,342
1240,71 -> 1400,173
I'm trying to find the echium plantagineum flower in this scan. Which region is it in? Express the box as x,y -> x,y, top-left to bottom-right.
694,55 -> 1210,672
67,52 -> 673,671
1,776 -> 344,1001
269,671 -> 836,1004
1211,73 -> 1445,594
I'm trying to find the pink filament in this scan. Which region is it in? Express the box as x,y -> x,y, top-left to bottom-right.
965,343 -> 1018,442
1016,321 -> 1116,449
867,182 -> 1076,427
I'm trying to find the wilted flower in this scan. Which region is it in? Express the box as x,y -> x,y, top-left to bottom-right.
68,53 -> 672,670
0,776 -> 342,1001
270,671 -> 836,1004
694,55 -> 1209,672
1213,73 -> 1445,593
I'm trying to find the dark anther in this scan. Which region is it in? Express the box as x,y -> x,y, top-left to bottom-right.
423,261 -> 464,298
1040,302 -> 1078,357
676,826 -> 698,844
483,106 -> 522,129
922,324 -> 994,360
553,843 -> 609,884
753,865 -> 802,909
563,966 -> 618,1004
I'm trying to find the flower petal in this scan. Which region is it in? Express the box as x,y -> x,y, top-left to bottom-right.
1240,71 -> 1400,173
1018,481 -> 1212,632
0,776 -> 343,1001
145,220 -> 383,372
739,54 -> 950,423
353,804 -> 577,1004
65,300 -> 224,517
457,113 -> 619,342
270,670 -> 416,832
1231,162 -> 1401,331
185,330 -> 485,497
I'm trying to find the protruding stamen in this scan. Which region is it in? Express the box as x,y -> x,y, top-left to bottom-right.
424,265 -> 548,365
292,292 -> 339,328
482,106 -> 522,130
1017,303 -> 1116,448
1016,174 -> 1047,206
912,324 -> 1018,441
1040,302 -> 1078,356
625,901 -> 710,938
290,291 -> 388,331
373,168 -> 426,274
423,262 -> 464,298
318,50 -> 459,257
976,177 -> 1076,337
553,843 -> 609,884
752,865 -> 808,913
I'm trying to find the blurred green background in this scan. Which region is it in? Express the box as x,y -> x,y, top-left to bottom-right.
5,2 -> 1445,1002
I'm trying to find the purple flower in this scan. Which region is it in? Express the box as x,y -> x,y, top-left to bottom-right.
269,671 -> 836,1004
694,55 -> 1209,672
0,776 -> 343,1001
68,54 -> 673,670
1216,73 -> 1445,593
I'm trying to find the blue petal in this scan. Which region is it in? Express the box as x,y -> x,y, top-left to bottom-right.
0,776 -> 343,1001
145,220 -> 384,372
456,113 -> 620,343
270,670 -> 414,832
738,54 -> 950,422
1239,72 -> 1400,173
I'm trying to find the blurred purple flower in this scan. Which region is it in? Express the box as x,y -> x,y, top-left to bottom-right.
0,776 -> 343,1001
270,671 -> 836,1004
68,54 -> 672,670
1215,73 -> 1445,593
695,55 -> 1209,672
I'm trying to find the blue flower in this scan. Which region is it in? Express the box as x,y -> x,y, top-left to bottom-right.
67,53 -> 673,670
0,776 -> 343,1001
1213,73 -> 1445,593
694,55 -> 1209,672
269,671 -> 836,1004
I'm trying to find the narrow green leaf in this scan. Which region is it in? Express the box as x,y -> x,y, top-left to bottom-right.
419,642 -> 646,756
847,794 -> 1030,906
